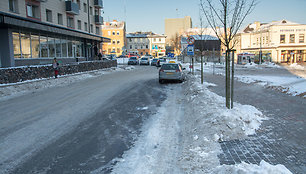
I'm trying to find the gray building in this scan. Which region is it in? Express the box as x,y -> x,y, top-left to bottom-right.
0,0 -> 109,68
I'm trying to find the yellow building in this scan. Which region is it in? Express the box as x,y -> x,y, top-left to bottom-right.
235,20 -> 306,63
102,20 -> 126,56
165,16 -> 192,44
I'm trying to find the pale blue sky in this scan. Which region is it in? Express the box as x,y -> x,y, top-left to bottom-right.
103,0 -> 306,34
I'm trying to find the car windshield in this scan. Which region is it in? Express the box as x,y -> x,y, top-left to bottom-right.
129,57 -> 137,60
161,64 -> 179,70
152,59 -> 158,62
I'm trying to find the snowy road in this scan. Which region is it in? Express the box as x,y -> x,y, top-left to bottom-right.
0,66 -> 167,173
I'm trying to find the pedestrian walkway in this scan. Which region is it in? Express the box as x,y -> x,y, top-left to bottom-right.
205,73 -> 306,174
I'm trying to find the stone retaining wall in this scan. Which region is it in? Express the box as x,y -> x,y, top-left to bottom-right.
0,60 -> 117,84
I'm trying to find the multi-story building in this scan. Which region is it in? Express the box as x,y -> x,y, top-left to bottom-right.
165,16 -> 192,44
126,32 -> 150,56
148,34 -> 166,57
235,20 -> 306,63
101,20 -> 126,56
126,32 -> 167,57
0,0 -> 109,68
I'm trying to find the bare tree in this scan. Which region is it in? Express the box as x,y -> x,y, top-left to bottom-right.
200,0 -> 257,109
170,33 -> 182,56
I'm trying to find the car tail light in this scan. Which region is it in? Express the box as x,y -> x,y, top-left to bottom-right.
176,69 -> 181,72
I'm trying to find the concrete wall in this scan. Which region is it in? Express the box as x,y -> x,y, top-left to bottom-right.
0,60 -> 116,84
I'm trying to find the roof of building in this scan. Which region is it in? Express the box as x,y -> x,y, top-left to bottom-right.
241,20 -> 300,33
181,35 -> 219,44
126,32 -> 166,38
102,21 -> 125,29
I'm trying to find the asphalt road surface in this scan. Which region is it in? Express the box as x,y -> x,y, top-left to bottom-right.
0,66 -> 167,174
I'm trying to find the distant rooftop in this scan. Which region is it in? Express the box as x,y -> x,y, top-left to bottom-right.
242,20 -> 300,33
102,20 -> 125,29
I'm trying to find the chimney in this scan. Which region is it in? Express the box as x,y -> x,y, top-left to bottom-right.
254,21 -> 261,30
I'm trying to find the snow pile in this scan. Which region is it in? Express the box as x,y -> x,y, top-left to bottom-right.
235,75 -> 306,97
288,63 -> 305,70
212,161 -> 292,174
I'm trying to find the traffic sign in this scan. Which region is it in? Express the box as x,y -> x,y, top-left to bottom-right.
187,45 -> 194,56
187,36 -> 195,45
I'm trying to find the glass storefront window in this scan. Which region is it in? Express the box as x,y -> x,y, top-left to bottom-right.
55,38 -> 62,58
20,33 -> 31,58
62,38 -> 68,57
31,34 -> 40,58
48,37 -> 55,57
13,32 -> 21,58
40,36 -> 48,57
68,39 -> 73,57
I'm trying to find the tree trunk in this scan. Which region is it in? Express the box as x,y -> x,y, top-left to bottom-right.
201,54 -> 204,84
231,50 -> 235,109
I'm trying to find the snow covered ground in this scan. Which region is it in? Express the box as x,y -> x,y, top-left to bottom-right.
109,75 -> 292,174
182,62 -> 306,98
0,64 -> 296,173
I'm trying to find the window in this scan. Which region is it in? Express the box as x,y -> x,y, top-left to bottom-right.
112,40 -> 116,44
12,32 -> 21,58
31,34 -> 40,58
108,31 -> 111,36
9,0 -> 18,13
113,31 -> 115,35
83,3 -> 87,13
129,38 -> 132,42
90,7 -> 93,15
146,45 -> 148,49
62,38 -> 67,57
48,37 -> 55,57
77,20 -> 81,30
117,48 -> 120,53
40,36 -> 48,57
280,34 -> 285,44
130,45 -> 132,49
299,34 -> 304,43
159,38 -> 161,42
84,22 -> 88,31
117,31 -> 120,35
46,9 -> 52,22
26,4 -> 40,19
20,33 -> 31,58
90,24 -> 93,33
77,0 -> 80,10
290,34 -> 295,43
96,26 -> 100,35
117,40 -> 120,44
58,13 -> 63,25
108,48 -> 111,53
67,16 -> 74,28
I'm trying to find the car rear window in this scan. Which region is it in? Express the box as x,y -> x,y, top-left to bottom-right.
130,57 -> 137,60
141,58 -> 148,60
161,64 -> 179,70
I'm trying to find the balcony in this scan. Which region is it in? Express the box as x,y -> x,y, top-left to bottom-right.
94,0 -> 103,8
65,1 -> 79,15
95,15 -> 103,25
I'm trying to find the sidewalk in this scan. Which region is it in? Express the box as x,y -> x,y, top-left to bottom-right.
204,73 -> 306,174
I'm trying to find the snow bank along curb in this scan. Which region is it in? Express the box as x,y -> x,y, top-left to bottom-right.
0,60 -> 117,84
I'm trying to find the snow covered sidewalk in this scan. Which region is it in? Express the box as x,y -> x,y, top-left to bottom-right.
109,75 -> 292,173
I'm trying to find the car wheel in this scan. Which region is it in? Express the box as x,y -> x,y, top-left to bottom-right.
159,79 -> 163,84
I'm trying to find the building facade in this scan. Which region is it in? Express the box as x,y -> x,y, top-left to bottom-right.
126,32 -> 150,56
148,34 -> 166,57
101,20 -> 126,56
0,0 -> 108,68
165,16 -> 192,44
235,20 -> 306,63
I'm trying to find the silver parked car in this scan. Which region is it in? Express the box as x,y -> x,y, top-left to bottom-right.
139,57 -> 150,65
159,63 -> 185,83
